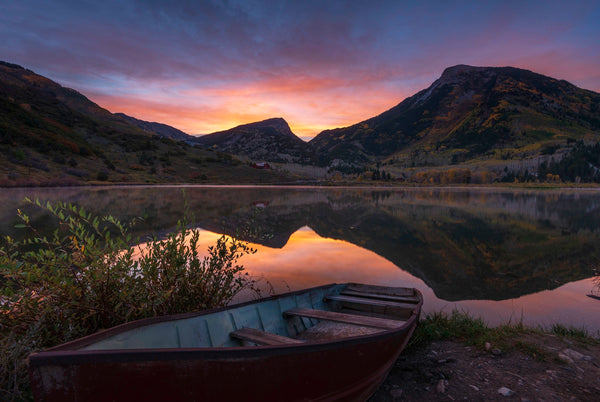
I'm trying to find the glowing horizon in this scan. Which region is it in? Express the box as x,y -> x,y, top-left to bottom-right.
2,1 -> 600,139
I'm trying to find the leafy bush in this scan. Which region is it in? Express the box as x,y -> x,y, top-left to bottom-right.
64,167 -> 89,178
0,199 -> 258,400
96,170 -> 109,181
102,157 -> 115,170
52,154 -> 66,165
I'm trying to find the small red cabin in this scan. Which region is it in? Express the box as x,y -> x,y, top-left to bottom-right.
251,162 -> 271,169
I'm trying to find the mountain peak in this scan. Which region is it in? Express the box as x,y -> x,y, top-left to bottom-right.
438,64 -> 544,84
194,117 -> 313,164
437,64 -> 493,85
237,117 -> 294,138
441,64 -> 480,76
0,61 -> 25,70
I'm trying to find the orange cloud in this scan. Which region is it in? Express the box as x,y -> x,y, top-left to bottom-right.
4,0 -> 599,142
88,71 -> 411,139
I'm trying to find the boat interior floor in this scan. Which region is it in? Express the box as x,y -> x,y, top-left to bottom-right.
227,285 -> 418,347
295,321 -> 384,342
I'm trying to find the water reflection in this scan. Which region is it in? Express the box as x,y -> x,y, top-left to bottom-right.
217,226 -> 599,332
240,226 -> 425,292
1,186 -> 599,331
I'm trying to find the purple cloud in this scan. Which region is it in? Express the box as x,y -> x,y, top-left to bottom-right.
1,0 -> 599,138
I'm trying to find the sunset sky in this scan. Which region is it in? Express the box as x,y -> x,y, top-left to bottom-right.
2,0 -> 599,140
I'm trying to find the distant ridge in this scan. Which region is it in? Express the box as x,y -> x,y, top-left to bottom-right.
115,113 -> 194,142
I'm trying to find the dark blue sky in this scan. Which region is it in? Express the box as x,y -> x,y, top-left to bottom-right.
2,0 -> 599,138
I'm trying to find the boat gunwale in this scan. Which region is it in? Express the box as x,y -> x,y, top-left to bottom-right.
28,315 -> 418,367
28,284 -> 422,367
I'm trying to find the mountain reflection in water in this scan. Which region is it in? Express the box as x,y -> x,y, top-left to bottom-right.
202,225 -> 600,332
1,186 -> 599,331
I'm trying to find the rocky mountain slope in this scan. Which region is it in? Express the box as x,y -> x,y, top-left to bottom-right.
310,65 -> 600,168
0,61 -> 298,185
194,118 -> 314,164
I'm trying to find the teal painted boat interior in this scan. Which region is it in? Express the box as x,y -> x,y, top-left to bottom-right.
82,284 -> 346,350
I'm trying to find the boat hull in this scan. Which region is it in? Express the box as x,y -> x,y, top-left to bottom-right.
29,284 -> 421,401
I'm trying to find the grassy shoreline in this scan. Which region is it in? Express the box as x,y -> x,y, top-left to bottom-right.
374,311 -> 600,401
411,311 -> 599,359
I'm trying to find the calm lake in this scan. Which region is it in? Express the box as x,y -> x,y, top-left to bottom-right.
2,185 -> 600,332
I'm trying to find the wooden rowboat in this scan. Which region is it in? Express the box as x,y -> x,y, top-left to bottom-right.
29,283 -> 422,401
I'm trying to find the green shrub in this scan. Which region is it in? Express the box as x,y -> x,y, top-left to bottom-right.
0,199 -> 258,400
96,170 -> 109,181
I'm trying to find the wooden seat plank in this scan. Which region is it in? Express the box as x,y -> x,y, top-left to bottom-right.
230,327 -> 304,346
345,283 -> 415,297
283,308 -> 405,330
340,290 -> 420,303
325,295 -> 417,310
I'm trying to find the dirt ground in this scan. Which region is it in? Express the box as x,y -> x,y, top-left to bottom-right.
370,333 -> 600,401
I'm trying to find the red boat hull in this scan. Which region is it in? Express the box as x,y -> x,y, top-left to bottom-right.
30,322 -> 416,401
29,284 -> 422,401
